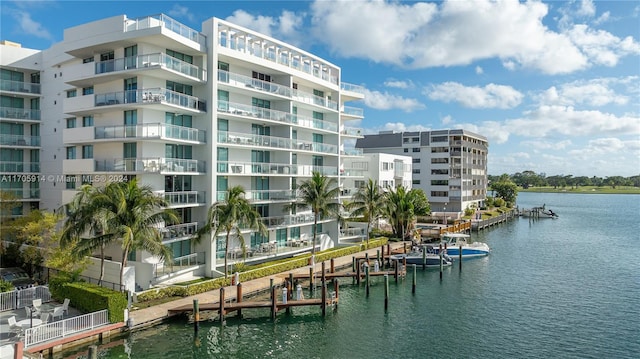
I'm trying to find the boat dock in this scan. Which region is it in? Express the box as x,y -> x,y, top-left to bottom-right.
471,209 -> 518,231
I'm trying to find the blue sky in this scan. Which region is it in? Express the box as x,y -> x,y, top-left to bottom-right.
1,0 -> 639,177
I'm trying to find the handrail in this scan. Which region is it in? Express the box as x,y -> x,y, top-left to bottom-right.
126,14 -> 205,46
218,131 -> 337,154
95,123 -> 206,143
0,80 -> 41,94
95,52 -> 206,81
218,161 -> 338,176
0,106 -> 41,121
0,134 -> 41,146
24,309 -> 110,347
95,88 -> 206,112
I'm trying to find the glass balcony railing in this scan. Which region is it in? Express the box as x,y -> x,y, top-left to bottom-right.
95,88 -> 206,112
340,82 -> 366,94
0,80 -> 41,94
126,14 -> 205,46
0,107 -> 40,121
217,131 -> 337,154
292,89 -> 338,110
217,100 -> 337,132
341,127 -> 363,136
218,161 -> 338,176
0,189 -> 40,200
160,191 -> 205,206
94,157 -> 205,173
341,106 -> 364,117
217,70 -> 291,97
95,53 -> 206,81
161,222 -> 199,241
216,189 -> 297,202
95,123 -> 206,143
0,134 -> 40,146
0,161 -> 40,173
340,148 -> 363,156
154,251 -> 205,277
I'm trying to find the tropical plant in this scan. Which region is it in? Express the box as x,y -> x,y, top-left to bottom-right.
345,179 -> 384,249
197,185 -> 267,278
295,172 -> 341,256
383,185 -> 415,240
61,179 -> 178,288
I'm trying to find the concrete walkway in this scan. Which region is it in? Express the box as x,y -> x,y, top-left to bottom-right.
129,242 -> 406,330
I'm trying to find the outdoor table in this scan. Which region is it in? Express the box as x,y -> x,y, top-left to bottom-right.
17,318 -> 42,329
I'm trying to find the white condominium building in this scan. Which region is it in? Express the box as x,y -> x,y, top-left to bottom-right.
356,130 -> 488,213
0,14 -> 365,289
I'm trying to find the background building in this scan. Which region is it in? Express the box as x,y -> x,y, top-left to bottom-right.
356,129 -> 488,213
0,14 -> 365,291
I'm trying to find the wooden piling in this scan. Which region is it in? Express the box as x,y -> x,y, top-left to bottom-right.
333,278 -> 339,307
356,259 -> 361,285
394,260 -> 399,283
377,249 -> 380,266
422,248 -> 427,270
270,278 -> 274,299
193,299 -> 199,332
270,286 -> 277,320
365,264 -> 370,297
459,245 -> 463,271
288,273 -> 294,300
219,288 -> 225,323
352,256 -> 356,271
321,282 -> 327,317
321,261 -> 326,289
439,244 -> 443,280
309,267 -> 314,293
236,283 -> 243,318
330,258 -> 335,273
384,274 -> 390,312
88,345 -> 98,359
412,264 -> 417,294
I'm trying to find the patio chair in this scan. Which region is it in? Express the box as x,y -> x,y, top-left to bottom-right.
62,298 -> 70,315
32,298 -> 42,312
25,305 -> 40,318
7,316 -> 21,334
52,306 -> 64,321
40,312 -> 51,324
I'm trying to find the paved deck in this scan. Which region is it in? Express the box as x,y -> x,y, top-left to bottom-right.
129,242 -> 406,329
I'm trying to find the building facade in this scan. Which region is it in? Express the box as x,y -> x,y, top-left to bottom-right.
356,130 -> 488,213
0,14 -> 365,289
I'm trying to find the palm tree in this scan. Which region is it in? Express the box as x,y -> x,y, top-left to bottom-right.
63,179 -> 178,289
346,179 -> 384,249
384,185 -> 414,241
197,185 -> 266,278
296,171 -> 341,256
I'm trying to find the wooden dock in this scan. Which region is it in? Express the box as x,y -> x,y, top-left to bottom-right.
471,209 -> 518,231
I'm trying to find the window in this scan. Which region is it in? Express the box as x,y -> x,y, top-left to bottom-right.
66,176 -> 76,189
217,90 -> 229,111
66,89 -> 77,98
431,180 -> 448,186
166,81 -> 192,96
82,116 -> 93,127
290,227 -> 300,240
82,145 -> 93,159
431,169 -> 449,175
82,57 -> 94,64
82,86 -> 94,95
66,147 -> 76,159
252,71 -> 271,82
403,138 -> 410,143
292,83 -> 298,89
413,169 -> 421,174
217,147 -> 228,172
218,61 -> 229,71
313,89 -> 324,97
412,180 -> 421,185
66,118 -> 76,128
166,49 -> 193,64
412,148 -> 420,152
431,136 -> 448,142
412,158 -> 421,163
252,97 -> 270,109
312,111 -> 323,121
403,148 -> 408,153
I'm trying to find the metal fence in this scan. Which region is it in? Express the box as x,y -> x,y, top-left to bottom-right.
0,286 -> 51,312
24,309 -> 109,348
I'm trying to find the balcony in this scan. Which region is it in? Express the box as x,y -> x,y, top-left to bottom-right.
94,88 -> 206,113
158,191 -> 206,207
341,106 -> 364,118
0,161 -> 40,173
340,168 -> 366,177
341,127 -> 363,137
217,100 -> 337,132
0,189 -> 40,201
161,222 -> 199,242
94,157 -> 205,174
218,70 -> 291,97
0,134 -> 40,147
0,107 -> 40,122
94,52 -> 206,83
94,123 -> 206,143
125,14 -> 206,48
340,148 -> 363,156
218,161 -> 338,176
0,80 -> 41,95
217,131 -> 337,154
292,89 -> 338,111
216,189 -> 297,202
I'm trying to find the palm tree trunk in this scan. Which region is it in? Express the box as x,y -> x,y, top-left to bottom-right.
99,244 -> 105,285
312,213 -> 318,255
224,233 -> 230,278
366,222 -> 371,249
120,249 -> 127,291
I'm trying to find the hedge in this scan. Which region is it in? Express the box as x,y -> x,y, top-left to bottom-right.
136,238 -> 389,304
49,276 -> 127,323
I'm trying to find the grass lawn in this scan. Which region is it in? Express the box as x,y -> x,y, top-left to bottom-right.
518,186 -> 640,194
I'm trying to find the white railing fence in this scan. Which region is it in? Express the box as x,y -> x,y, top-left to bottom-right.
24,309 -> 110,347
0,286 -> 51,311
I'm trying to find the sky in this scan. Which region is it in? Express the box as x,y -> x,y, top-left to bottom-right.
1,0 -> 639,177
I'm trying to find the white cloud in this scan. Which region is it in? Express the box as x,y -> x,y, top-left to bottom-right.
593,11 -> 611,25
427,82 -> 523,109
521,139 -> 573,150
377,122 -> 431,133
168,4 -> 195,23
441,115 -> 453,125
384,80 -> 414,89
226,10 -> 275,37
224,9 -> 305,45
363,89 -> 425,112
534,77 -> 634,107
577,0 -> 596,17
309,0 -> 638,74
11,10 -> 52,40
475,66 -> 484,75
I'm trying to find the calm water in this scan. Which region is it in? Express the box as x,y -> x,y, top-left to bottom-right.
58,192 -> 640,359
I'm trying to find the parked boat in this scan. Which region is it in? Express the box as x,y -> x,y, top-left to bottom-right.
434,233 -> 491,259
390,246 -> 453,267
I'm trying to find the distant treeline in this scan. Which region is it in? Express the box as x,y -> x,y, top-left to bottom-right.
488,172 -> 640,189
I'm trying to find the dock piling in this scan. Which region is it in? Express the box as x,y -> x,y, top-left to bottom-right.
384,274 -> 389,311
439,244 -> 443,280
330,258 -> 335,273
459,245 -> 463,271
236,283 -> 243,318
193,299 -> 199,333
219,288 -> 225,323
365,264 -> 370,297
270,286 -> 277,320
422,248 -> 427,270
412,264 -> 417,294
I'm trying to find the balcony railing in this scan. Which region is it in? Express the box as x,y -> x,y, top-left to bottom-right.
94,157 -> 205,173
340,148 -> 363,156
341,127 -> 363,137
219,161 -> 338,176
292,89 -> 338,110
340,82 -> 366,94
218,70 -> 291,97
95,52 -> 206,81
159,191 -> 205,206
125,14 -> 205,46
341,106 -> 364,117
0,107 -> 40,121
218,131 -> 337,154
340,168 -> 366,177
154,252 -> 206,277
95,88 -> 206,112
24,310 -> 109,348
0,80 -> 41,94
0,134 -> 40,146
216,189 -> 297,202
217,100 -> 337,132
161,222 -> 198,241
0,161 -> 40,173
95,123 -> 206,143
0,189 -> 40,199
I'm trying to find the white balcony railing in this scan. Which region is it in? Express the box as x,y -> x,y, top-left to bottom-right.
0,161 -> 40,173
94,157 -> 205,173
158,191 -> 205,206
0,106 -> 40,121
162,222 -> 198,241
95,88 -> 206,112
0,134 -> 40,146
95,123 -> 206,143
125,14 -> 206,46
0,80 -> 41,94
217,131 -> 337,154
218,161 -> 338,176
24,309 -> 110,348
292,89 -> 338,110
95,52 -> 206,81
218,70 -> 291,97
341,106 -> 364,117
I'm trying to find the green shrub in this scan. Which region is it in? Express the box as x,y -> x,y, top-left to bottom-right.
0,279 -> 14,293
49,277 -> 127,323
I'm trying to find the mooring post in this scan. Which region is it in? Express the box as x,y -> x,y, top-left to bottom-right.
356,259 -> 361,285
381,246 -> 385,267
309,267 -> 314,293
459,245 -> 463,271
193,299 -> 199,333
439,244 -> 444,280
377,249 -> 380,266
88,345 -> 98,359
270,278 -> 274,299
365,252 -> 369,265
352,256 -> 356,272
330,258 -> 335,273
403,256 -> 407,276
321,281 -> 327,317
219,287 -> 225,323
271,286 -> 277,320
288,273 -> 294,300
236,283 -> 243,318
384,274 -> 389,311
422,248 -> 427,270
365,264 -> 370,297
333,278 -> 339,305
412,264 -> 417,294
394,260 -> 399,283
321,261 -> 326,289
